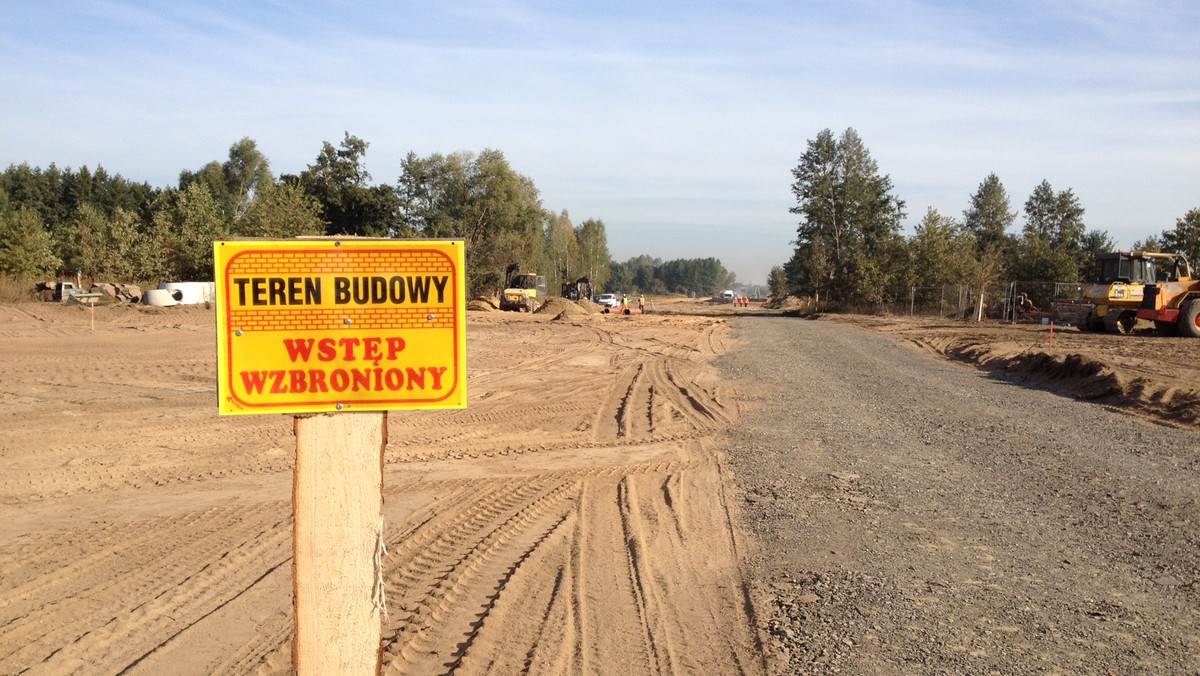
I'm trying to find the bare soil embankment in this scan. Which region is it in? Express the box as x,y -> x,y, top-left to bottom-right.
824,314 -> 1200,430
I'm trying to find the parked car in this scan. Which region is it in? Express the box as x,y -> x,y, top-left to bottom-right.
593,293 -> 620,308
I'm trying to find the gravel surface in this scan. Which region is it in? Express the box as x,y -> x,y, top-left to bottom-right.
718,316 -> 1200,675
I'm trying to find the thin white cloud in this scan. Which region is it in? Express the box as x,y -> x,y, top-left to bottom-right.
2,0 -> 1198,283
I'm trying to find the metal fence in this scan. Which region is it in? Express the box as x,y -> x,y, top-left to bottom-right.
876,281 -> 1087,323
881,285 -> 974,318
1005,281 -> 1085,324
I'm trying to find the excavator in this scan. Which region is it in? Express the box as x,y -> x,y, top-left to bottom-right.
561,275 -> 592,302
1136,253 -> 1200,337
1078,251 -> 1187,333
499,263 -> 547,312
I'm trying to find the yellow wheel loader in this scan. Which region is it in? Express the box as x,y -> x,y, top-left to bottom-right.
1136,253 -> 1200,337
499,263 -> 547,312
1079,251 -> 1186,333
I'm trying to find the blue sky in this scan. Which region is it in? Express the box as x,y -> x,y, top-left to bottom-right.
3,1 -> 1198,284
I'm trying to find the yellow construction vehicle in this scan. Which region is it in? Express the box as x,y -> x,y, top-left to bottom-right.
499,263 -> 547,312
1136,253 -> 1200,336
1078,251 -> 1186,333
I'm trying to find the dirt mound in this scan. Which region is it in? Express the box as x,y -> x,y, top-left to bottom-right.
763,295 -> 812,311
575,298 -> 603,314
946,340 -> 1200,428
468,296 -> 499,311
821,314 -> 1200,430
533,297 -> 585,316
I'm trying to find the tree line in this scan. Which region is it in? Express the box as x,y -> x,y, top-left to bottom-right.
771,127 -> 1200,315
607,255 -> 735,296
0,134 -> 653,299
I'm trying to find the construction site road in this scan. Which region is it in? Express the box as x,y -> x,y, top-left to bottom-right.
720,315 -> 1200,675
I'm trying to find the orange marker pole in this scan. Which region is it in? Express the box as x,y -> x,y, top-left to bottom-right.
1049,321 -> 1054,347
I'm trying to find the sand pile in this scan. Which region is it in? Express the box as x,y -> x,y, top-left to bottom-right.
534,297 -> 586,316
763,295 -> 811,311
575,298 -> 603,314
468,296 -> 499,312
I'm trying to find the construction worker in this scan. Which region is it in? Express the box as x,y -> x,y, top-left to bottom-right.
620,293 -> 628,312
638,294 -> 645,313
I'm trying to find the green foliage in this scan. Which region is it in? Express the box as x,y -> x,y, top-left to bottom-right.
460,150 -> 547,297
235,184 -> 324,239
607,256 -> 732,295
963,173 -> 1016,253
62,205 -> 156,280
788,128 -> 906,305
1022,180 -> 1085,247
2,137 -> 615,295
398,149 -> 554,297
767,265 -> 788,298
574,218 -> 611,291
1160,208 -> 1200,266
658,257 -> 734,295
1130,235 -> 1163,253
1080,229 -> 1115,265
543,210 -> 581,291
179,137 -> 274,224
223,137 -> 274,221
397,151 -> 470,237
907,208 -> 976,288
149,183 -> 229,280
607,260 -> 633,293
1012,179 -> 1106,282
0,162 -> 157,242
0,207 -> 60,278
297,133 -> 406,238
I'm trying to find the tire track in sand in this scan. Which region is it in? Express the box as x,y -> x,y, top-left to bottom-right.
1,309 -> 763,676
0,501 -> 291,675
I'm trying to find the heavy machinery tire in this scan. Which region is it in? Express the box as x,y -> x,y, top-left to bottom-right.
1102,310 -> 1122,333
1178,299 -> 1200,338
1116,310 -> 1138,334
1155,320 -> 1180,336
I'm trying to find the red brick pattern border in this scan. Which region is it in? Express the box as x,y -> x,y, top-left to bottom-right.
225,248 -> 456,332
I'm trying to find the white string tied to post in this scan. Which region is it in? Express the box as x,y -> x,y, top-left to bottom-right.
373,517 -> 388,620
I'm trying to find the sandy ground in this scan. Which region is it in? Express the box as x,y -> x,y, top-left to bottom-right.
1,299 -> 761,675
2,297 -> 1198,675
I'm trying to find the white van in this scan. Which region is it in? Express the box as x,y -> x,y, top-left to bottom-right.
721,290 -> 734,301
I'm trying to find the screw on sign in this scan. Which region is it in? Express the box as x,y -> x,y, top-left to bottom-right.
214,239 -> 466,675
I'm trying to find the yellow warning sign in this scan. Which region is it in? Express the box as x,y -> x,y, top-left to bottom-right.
214,239 -> 467,415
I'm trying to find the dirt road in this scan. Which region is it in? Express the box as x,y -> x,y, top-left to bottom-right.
720,316 -> 1200,675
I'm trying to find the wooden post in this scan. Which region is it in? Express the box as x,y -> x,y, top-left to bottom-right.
293,412 -> 386,675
